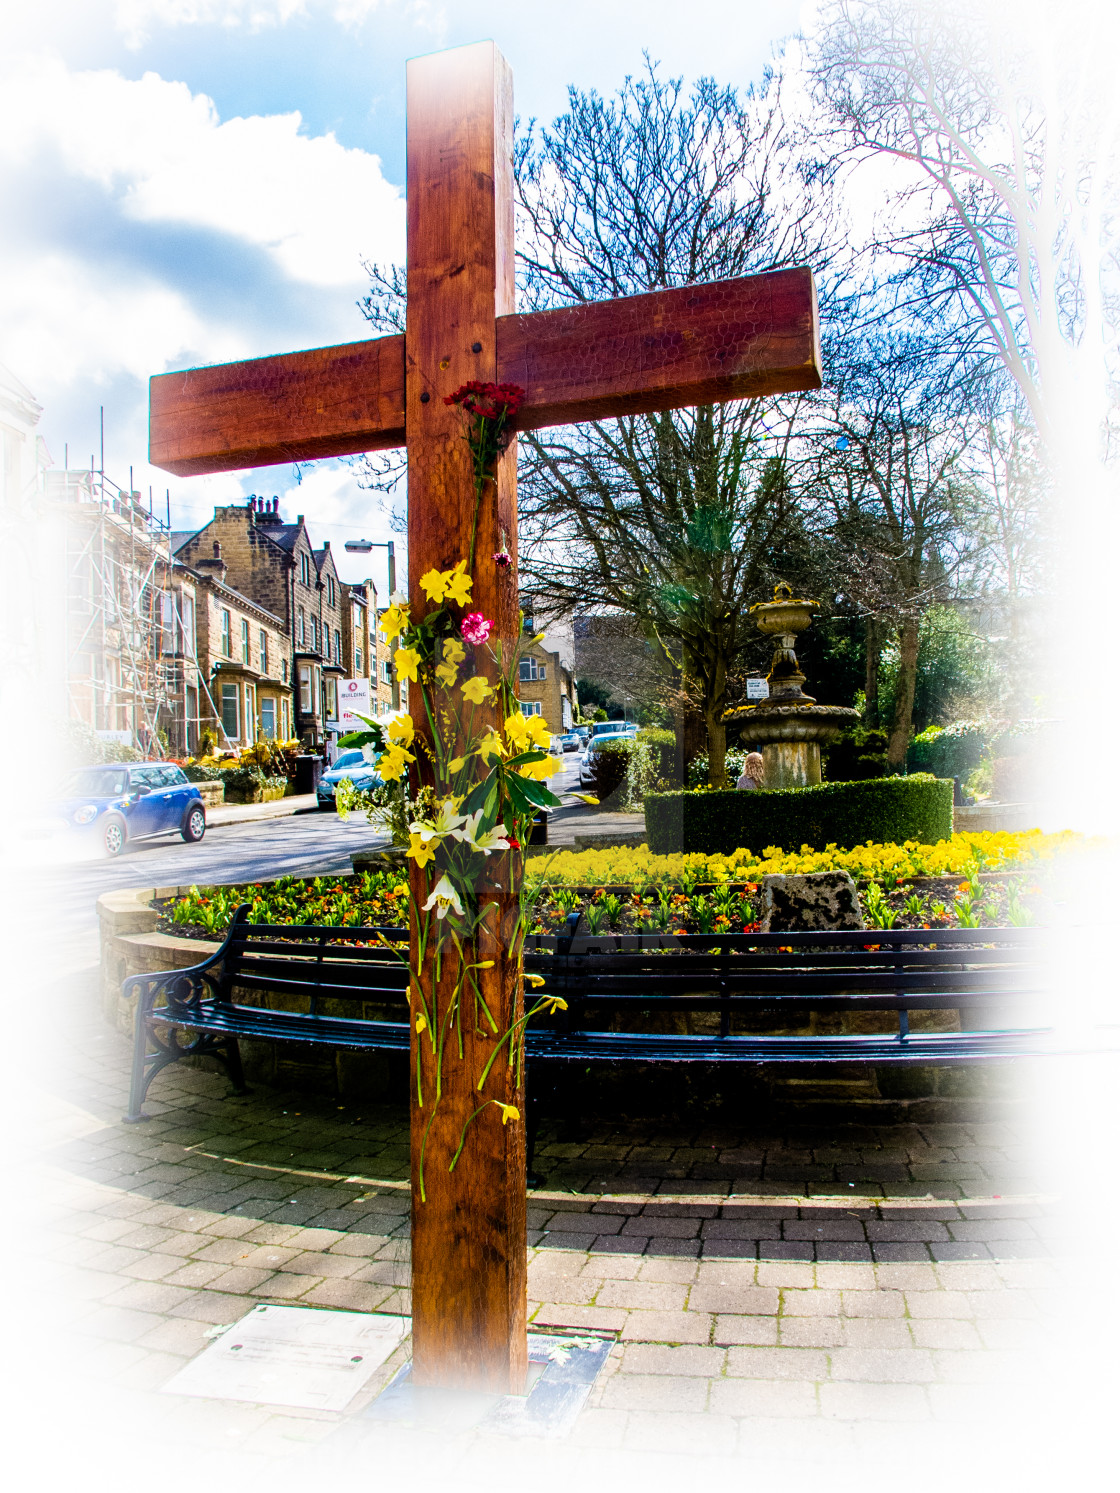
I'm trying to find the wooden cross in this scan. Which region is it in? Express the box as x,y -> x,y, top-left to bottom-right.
149,40 -> 821,1393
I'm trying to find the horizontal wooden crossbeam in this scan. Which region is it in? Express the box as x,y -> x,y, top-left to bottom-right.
149,267 -> 820,476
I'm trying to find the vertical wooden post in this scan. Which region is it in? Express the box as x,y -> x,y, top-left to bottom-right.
404,41 -> 527,1393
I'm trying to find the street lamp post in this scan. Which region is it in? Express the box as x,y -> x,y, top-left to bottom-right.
344,538 -> 398,709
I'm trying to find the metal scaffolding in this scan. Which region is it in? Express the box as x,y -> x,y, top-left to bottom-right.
55,464 -> 180,757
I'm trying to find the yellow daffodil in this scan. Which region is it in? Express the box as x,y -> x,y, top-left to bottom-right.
540,996 -> 569,1014
518,753 -> 558,781
477,730 -> 505,761
377,742 -> 415,782
435,661 -> 459,687
415,1014 -> 428,1034
495,1102 -> 520,1125
394,646 -> 421,682
444,562 -> 473,607
504,711 -> 532,751
380,601 -> 411,641
448,756 -> 466,772
442,637 -> 466,665
419,568 -> 447,602
386,713 -> 414,747
571,792 -> 599,805
526,714 -> 553,750
461,674 -> 493,705
525,973 -> 546,988
406,832 -> 436,868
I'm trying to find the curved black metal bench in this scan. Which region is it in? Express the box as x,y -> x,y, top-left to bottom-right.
124,909 -> 1061,1143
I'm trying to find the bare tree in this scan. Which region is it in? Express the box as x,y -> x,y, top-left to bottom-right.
803,331 -> 975,765
513,63 -> 838,785
808,0 -> 1118,467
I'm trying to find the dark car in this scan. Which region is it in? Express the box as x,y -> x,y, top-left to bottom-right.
59,762 -> 206,857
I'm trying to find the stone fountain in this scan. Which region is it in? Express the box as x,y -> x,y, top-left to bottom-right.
723,583 -> 860,790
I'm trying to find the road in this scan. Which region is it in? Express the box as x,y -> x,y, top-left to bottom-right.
42,807 -> 391,970
40,757 -> 590,972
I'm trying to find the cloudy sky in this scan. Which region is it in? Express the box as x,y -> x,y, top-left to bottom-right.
2,0 -> 809,584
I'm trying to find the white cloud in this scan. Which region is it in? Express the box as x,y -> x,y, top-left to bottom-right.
0,56 -> 405,288
111,0 -> 443,46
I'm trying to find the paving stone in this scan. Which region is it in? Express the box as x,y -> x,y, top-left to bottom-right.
688,1284 -> 779,1315
725,1346 -> 829,1380
601,1373 -> 709,1413
828,1347 -> 938,1383
711,1378 -> 819,1418
76,1306 -> 168,1343
579,1255 -> 643,1281
532,1303 -> 628,1332
903,1290 -> 973,1319
620,1344 -> 725,1376
910,1319 -> 983,1350
820,1381 -> 930,1421
779,1317 -> 843,1348
620,1310 -> 713,1344
645,1237 -> 701,1258
636,1257 -> 699,1284
814,1264 -> 877,1290
713,1315 -> 779,1346
781,1288 -> 842,1317
841,1318 -> 914,1349
756,1263 -> 815,1289
598,1280 -> 689,1312
621,1409 -> 739,1455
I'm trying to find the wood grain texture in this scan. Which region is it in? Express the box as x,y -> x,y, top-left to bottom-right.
148,270 -> 820,477
149,335 -> 405,476
404,39 -> 527,1395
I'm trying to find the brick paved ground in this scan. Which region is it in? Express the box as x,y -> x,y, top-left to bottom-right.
33,967 -> 1082,1488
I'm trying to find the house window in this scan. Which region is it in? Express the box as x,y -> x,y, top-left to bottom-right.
259,628 -> 267,672
334,628 -> 341,663
298,609 -> 305,646
260,697 -> 276,739
241,617 -> 250,663
300,552 -> 310,587
220,609 -> 231,657
355,646 -> 363,674
298,666 -> 311,712
310,615 -> 318,652
380,659 -> 392,684
519,701 -> 543,716
160,593 -> 175,654
324,676 -> 338,722
221,682 -> 239,739
282,658 -> 289,684
519,657 -> 546,682
180,595 -> 194,658
281,698 -> 291,738
245,683 -> 256,738
327,575 -> 336,607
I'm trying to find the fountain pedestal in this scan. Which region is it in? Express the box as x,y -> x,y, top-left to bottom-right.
723,584 -> 859,789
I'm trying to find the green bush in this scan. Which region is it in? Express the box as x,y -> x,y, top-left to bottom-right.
686,748 -> 747,789
625,727 -> 678,805
589,737 -> 635,801
182,762 -> 223,783
822,726 -> 889,781
644,775 -> 953,855
907,722 -> 988,780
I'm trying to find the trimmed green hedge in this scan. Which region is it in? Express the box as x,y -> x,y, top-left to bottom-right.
644,774 -> 953,855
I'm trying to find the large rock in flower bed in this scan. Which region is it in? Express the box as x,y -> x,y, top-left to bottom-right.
759,870 -> 864,932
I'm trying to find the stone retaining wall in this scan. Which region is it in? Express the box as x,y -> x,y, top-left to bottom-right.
97,888 -> 1023,1122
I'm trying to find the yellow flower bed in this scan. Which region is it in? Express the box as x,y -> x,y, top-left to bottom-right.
528,830 -> 1087,888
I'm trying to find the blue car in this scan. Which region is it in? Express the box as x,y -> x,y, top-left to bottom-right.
317,748 -> 382,809
60,761 -> 206,857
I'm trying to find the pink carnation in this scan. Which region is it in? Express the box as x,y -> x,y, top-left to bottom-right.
461,611 -> 493,645
492,549 -> 513,568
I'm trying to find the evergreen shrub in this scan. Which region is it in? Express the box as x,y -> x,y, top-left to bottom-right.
625,727 -> 679,804
907,722 -> 988,780
644,774 -> 952,855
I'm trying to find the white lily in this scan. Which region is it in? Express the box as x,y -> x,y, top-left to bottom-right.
409,797 -> 467,843
459,810 -> 512,856
422,875 -> 465,920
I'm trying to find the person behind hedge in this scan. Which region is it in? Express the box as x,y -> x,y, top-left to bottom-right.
736,752 -> 765,791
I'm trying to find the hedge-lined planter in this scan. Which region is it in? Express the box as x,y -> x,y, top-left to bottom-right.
645,775 -> 953,855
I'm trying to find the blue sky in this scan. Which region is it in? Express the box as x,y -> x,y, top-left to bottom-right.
3,0 -> 809,583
